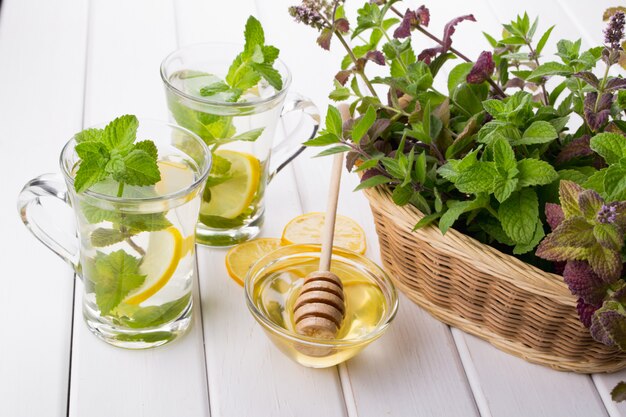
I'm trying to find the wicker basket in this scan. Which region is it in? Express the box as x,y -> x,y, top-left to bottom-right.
363,184 -> 626,373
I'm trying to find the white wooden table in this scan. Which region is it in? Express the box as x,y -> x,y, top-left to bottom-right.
2,0 -> 626,416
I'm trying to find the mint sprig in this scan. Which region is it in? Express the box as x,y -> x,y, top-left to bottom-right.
200,16 -> 283,102
74,115 -> 160,195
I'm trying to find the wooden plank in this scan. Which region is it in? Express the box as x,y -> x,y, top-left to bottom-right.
68,1 -> 210,416
177,0 -> 348,416
0,0 -> 86,415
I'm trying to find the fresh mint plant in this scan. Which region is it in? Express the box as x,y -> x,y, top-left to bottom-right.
292,0 -> 626,400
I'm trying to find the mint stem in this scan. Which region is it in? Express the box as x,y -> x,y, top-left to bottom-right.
116,181 -> 146,257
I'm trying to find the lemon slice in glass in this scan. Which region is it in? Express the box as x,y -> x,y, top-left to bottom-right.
201,150 -> 261,219
225,238 -> 283,286
124,226 -> 183,305
281,212 -> 367,254
155,160 -> 195,196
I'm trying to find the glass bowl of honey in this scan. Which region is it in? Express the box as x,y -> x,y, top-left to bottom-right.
244,244 -> 398,368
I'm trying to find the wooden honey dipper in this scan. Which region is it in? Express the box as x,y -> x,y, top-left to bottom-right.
293,151 -> 346,340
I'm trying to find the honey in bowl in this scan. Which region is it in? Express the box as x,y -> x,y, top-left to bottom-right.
245,244 -> 398,368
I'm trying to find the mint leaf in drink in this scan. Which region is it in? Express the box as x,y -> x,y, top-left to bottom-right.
88,250 -> 146,315
72,115 -> 161,194
91,228 -> 126,247
114,293 -> 191,329
216,16 -> 282,100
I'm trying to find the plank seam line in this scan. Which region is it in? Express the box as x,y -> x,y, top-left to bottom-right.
193,249 -> 212,417
66,0 -> 92,414
450,328 -> 490,417
170,0 -> 211,414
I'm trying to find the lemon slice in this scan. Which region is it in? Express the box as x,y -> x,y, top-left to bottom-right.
155,160 -> 195,196
201,150 -> 261,219
124,226 -> 183,305
225,238 -> 283,286
281,212 -> 367,254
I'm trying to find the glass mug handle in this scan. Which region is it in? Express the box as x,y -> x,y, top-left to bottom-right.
17,173 -> 79,271
269,92 -> 320,180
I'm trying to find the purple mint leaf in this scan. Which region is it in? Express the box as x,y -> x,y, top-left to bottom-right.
555,135 -> 593,164
584,92 -> 613,131
572,72 -> 600,89
577,298 -> 600,328
393,6 -> 430,39
316,27 -> 333,50
335,70 -> 352,86
418,47 -> 440,64
442,14 -> 476,50
535,217 -> 595,262
559,180 -> 584,218
545,203 -> 565,230
394,9 -> 415,39
334,18 -> 349,33
578,189 -> 604,220
590,302 -> 626,350
504,78 -> 525,89
587,244 -> 623,283
606,77 -> 626,92
563,261 -> 609,306
366,50 -> 386,66
368,119 -> 391,142
605,11 -> 625,50
466,51 -> 495,84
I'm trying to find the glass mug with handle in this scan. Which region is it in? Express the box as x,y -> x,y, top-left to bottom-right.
161,43 -> 320,246
18,118 -> 211,349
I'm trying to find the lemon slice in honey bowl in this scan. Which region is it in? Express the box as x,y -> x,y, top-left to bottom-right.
225,238 -> 283,286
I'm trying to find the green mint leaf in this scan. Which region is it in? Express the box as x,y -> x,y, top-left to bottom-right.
516,158 -> 558,187
102,115 -> 139,153
74,158 -> 107,193
250,62 -> 283,90
81,202 -> 118,224
75,141 -> 109,161
315,145 -> 351,157
120,213 -> 172,232
115,293 -> 191,329
121,149 -> 161,186
447,62 -> 474,95
199,81 -> 230,97
243,16 -> 265,57
603,164 -> 626,202
329,86 -> 351,101
590,133 -> 626,165
90,250 -> 146,315
304,133 -> 340,147
492,137 -> 517,174
482,100 -> 506,117
352,106 -> 376,144
499,188 -> 539,244
412,212 -> 442,231
528,62 -> 572,81
494,177 -> 518,203
454,162 -> 498,194
480,219 -> 516,246
262,45 -> 279,63
511,121 -> 558,146
91,228 -> 127,247
439,195 -> 488,235
611,382 -> 626,402
232,127 -> 265,142
535,25 -> 555,55
354,175 -> 389,191
251,45 -> 264,63
392,184 -> 413,206
513,219 -> 545,254
75,128 -> 104,144
210,153 -> 232,176
133,140 -> 158,160
325,106 -> 344,137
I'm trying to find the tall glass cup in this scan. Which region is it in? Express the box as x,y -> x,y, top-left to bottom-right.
161,43 -> 320,246
18,120 -> 211,349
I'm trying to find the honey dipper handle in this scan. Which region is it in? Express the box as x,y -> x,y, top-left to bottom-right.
319,152 -> 344,272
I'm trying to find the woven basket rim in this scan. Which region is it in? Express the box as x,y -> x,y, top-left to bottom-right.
362,183 -> 575,306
